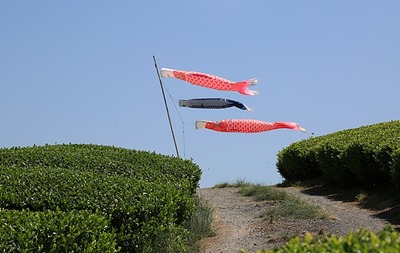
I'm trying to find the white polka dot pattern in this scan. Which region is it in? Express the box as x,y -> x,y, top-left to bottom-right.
185,72 -> 233,90
171,69 -> 257,96
205,119 -> 303,133
227,119 -> 275,133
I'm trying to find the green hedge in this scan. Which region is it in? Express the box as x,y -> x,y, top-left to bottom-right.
276,139 -> 321,181
277,121 -> 400,187
0,209 -> 119,252
0,144 -> 201,194
254,226 -> 400,253
0,144 -> 203,252
0,166 -> 193,252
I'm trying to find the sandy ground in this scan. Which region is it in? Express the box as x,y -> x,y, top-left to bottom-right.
197,186 -> 390,253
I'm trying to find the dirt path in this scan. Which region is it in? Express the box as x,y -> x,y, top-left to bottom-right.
197,186 -> 390,253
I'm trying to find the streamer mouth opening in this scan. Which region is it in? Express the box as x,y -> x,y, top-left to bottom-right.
178,100 -> 186,107
160,68 -> 174,78
195,120 -> 208,129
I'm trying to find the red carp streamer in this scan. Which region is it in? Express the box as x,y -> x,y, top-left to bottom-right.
161,68 -> 258,96
195,119 -> 306,133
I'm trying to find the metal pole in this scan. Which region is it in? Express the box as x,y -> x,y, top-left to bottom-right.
153,55 -> 180,158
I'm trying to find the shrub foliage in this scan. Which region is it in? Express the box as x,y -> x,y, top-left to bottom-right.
0,144 -> 202,252
0,209 -> 119,252
253,226 -> 400,253
277,120 -> 400,188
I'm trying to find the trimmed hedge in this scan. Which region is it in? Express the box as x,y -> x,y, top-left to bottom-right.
0,166 -> 193,252
0,209 -> 119,252
277,121 -> 400,187
0,144 -> 201,194
276,140 -> 321,181
0,144 -> 202,252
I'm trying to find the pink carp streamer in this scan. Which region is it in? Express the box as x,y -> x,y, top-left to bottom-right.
161,68 -> 258,96
195,119 -> 306,133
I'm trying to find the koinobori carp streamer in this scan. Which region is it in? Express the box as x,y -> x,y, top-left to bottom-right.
179,98 -> 253,111
195,119 -> 306,133
161,68 -> 258,96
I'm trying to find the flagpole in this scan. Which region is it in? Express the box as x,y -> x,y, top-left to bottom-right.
153,55 -> 180,158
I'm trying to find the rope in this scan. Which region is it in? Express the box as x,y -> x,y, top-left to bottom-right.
163,82 -> 187,159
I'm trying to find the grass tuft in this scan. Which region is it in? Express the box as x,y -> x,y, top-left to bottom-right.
355,191 -> 368,203
236,184 -> 328,221
185,197 -> 214,252
213,179 -> 252,188
239,184 -> 290,201
264,197 -> 328,220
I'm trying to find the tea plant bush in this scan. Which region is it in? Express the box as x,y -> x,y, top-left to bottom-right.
0,144 -> 202,252
0,144 -> 201,193
277,121 -> 400,188
250,226 -> 400,253
0,209 -> 119,252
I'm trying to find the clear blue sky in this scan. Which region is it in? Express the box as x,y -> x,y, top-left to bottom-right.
1,1 -> 399,188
